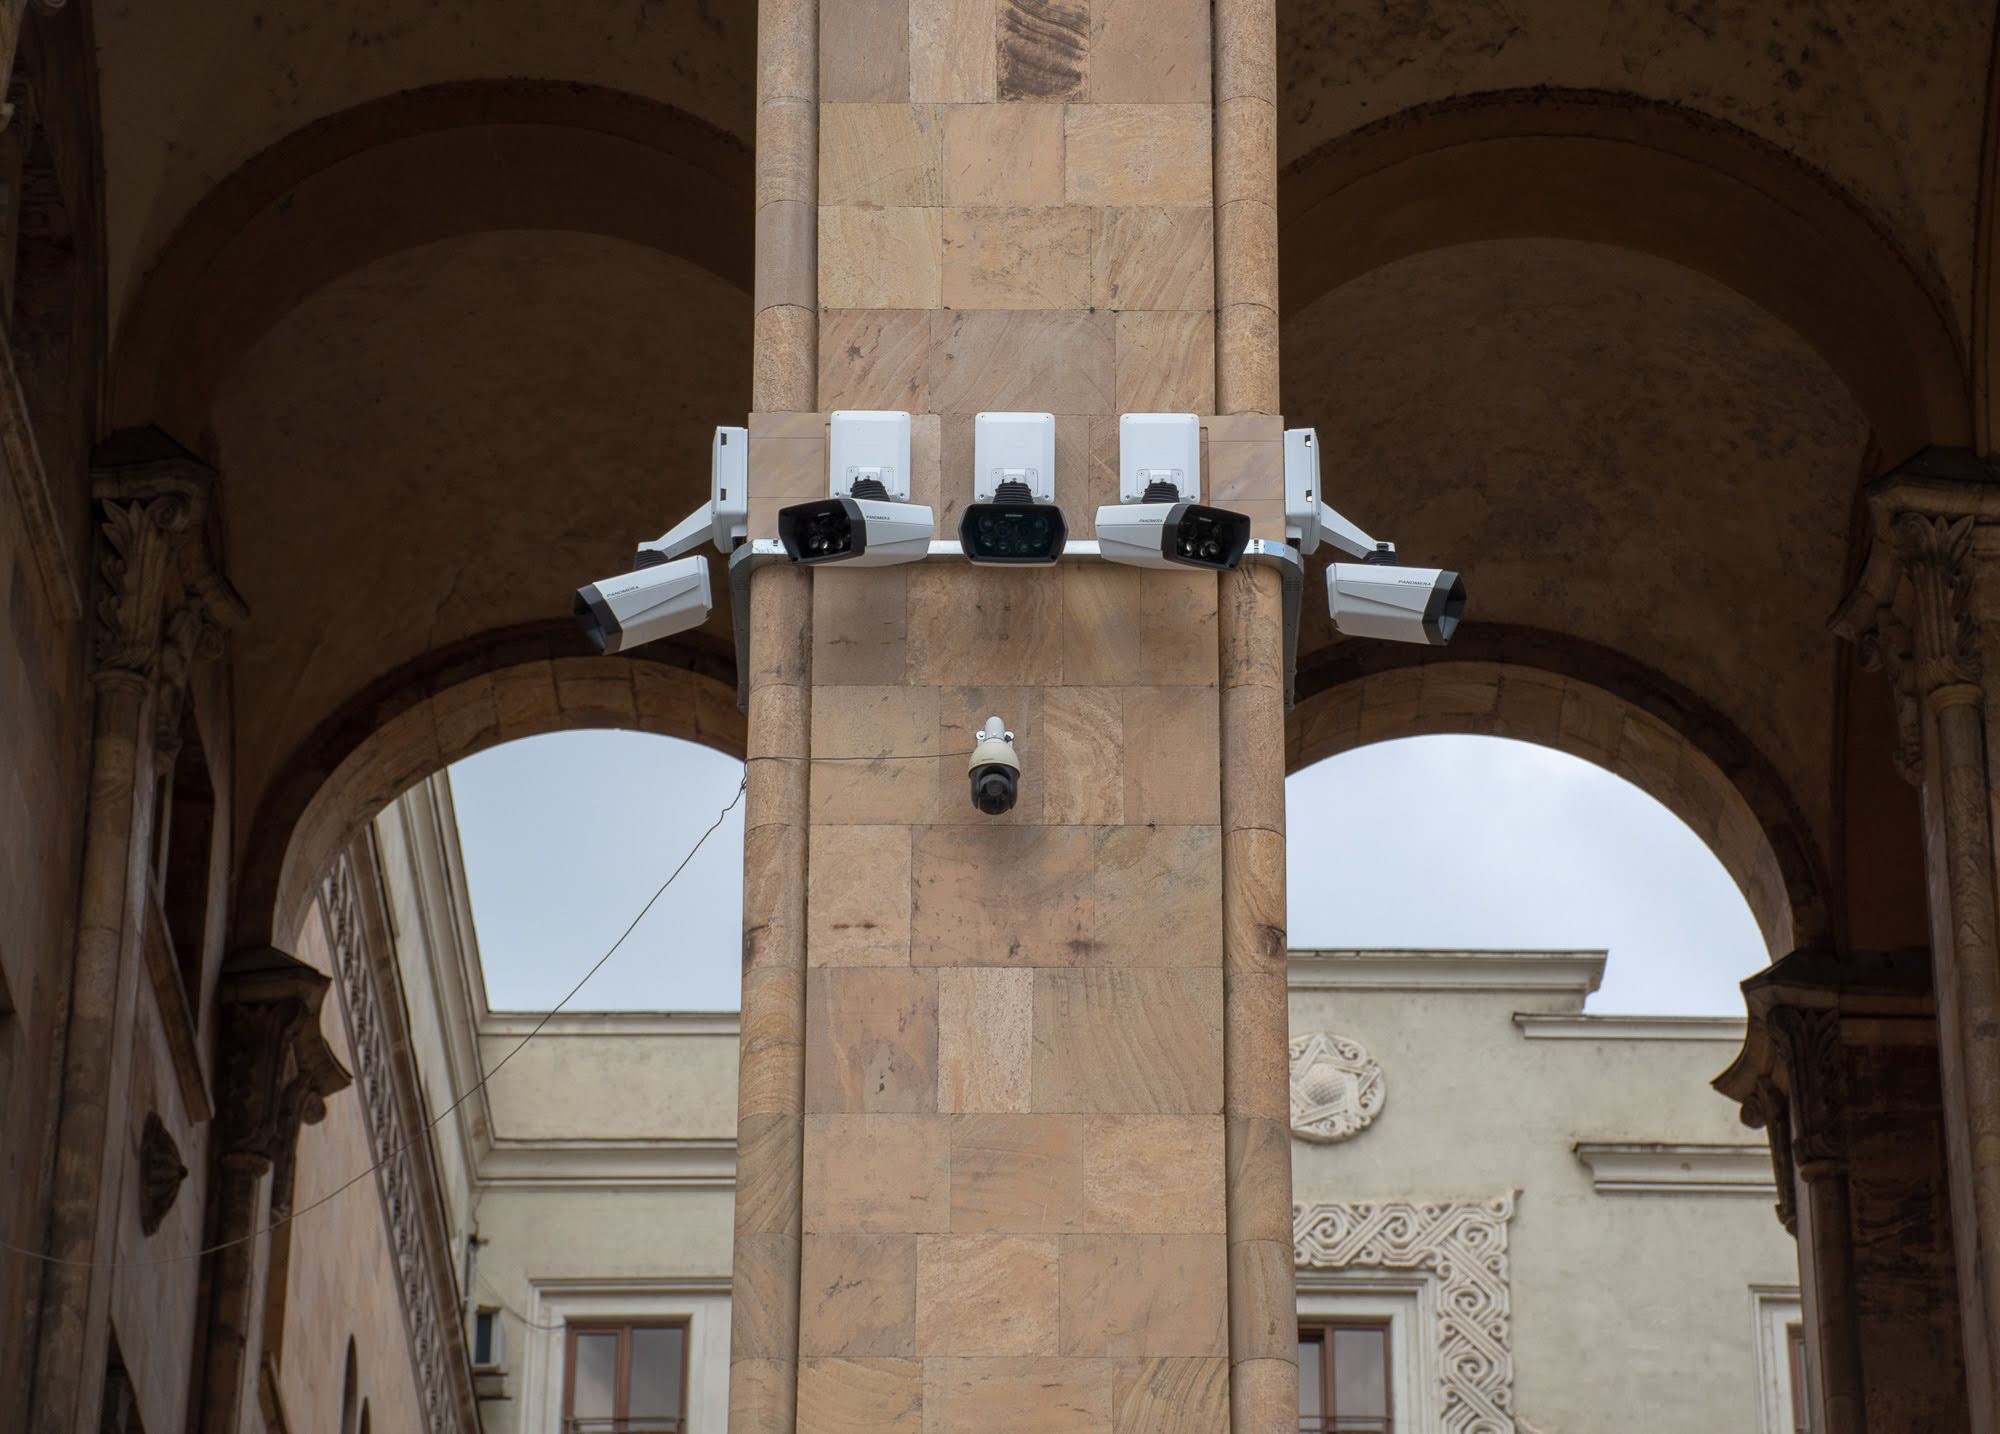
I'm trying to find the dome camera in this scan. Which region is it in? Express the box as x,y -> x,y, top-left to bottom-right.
967,716 -> 1020,815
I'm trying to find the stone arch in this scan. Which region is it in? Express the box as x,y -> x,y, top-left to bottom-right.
111,79 -> 751,441
1287,625 -> 1828,959
1279,88 -> 1969,459
235,621 -> 744,952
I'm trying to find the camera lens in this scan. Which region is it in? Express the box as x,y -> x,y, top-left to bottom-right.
1164,504 -> 1250,571
959,501 -> 1068,565
779,499 -> 859,564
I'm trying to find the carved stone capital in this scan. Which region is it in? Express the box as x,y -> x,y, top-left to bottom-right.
214,948 -> 351,1169
90,428 -> 246,690
1738,1077 -> 1798,1234
1769,1005 -> 1847,1179
1830,448 -> 2000,784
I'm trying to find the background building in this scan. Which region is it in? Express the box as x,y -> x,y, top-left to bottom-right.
313,775 -> 1803,1434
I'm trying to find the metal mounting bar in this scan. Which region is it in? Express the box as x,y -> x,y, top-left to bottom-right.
1241,538 -> 1304,711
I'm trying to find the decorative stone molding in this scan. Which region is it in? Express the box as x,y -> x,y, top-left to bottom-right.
1294,1195 -> 1516,1434
137,1111 -> 187,1235
214,950 -> 351,1169
322,848 -> 481,1434
1571,1142 -> 1776,1196
1288,1032 -> 1386,1143
1768,1005 -> 1846,1179
1288,948 -> 1605,994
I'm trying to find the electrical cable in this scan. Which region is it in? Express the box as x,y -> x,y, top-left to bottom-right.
0,775 -> 748,1273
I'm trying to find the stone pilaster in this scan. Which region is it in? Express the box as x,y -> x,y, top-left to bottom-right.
28,436 -> 238,1434
1833,452 -> 2000,1433
195,949 -> 350,1434
736,1 -> 1290,1428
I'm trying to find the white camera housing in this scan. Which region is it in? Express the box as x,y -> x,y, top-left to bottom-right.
967,716 -> 1021,815
1327,563 -> 1465,646
635,425 -> 750,565
829,409 -> 912,500
974,412 -> 1056,502
1284,427 -> 1394,562
575,554 -> 713,654
1119,412 -> 1201,502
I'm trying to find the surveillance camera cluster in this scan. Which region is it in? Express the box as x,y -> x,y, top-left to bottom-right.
572,408 -> 1465,657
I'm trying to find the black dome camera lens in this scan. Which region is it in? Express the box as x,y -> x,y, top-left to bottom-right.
778,498 -> 863,564
970,765 -> 1019,815
959,500 -> 1068,566
1162,504 -> 1251,571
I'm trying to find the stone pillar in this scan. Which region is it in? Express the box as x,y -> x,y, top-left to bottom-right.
28,437 -> 243,1434
1718,947 -> 1967,1433
1832,450 -> 2000,1431
732,0 -> 1292,1428
195,949 -> 350,1434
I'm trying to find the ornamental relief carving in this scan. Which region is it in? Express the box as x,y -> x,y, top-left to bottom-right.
1294,1195 -> 1517,1434
1289,1032 -> 1386,1143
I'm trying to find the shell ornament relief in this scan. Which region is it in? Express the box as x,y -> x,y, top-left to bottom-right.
1289,1032 -> 1387,1143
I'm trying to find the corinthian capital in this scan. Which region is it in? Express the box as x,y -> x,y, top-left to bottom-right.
90,428 -> 246,687
1831,448 -> 2000,781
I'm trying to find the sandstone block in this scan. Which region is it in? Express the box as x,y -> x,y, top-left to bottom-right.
1088,0 -> 1209,102
731,1230 -> 802,1362
758,198 -> 818,311
820,104 -> 943,207
810,685 -> 939,825
820,309 -> 932,411
813,568 -> 910,686
804,1114 -> 951,1233
809,825 -> 914,967
922,1358 -> 1113,1432
1113,1357 -> 1231,1433
1080,1115 -> 1226,1233
912,824 -> 1092,966
916,1233 -> 1062,1354
1122,688 -> 1220,826
1042,686 -> 1124,825
1058,1234 -> 1229,1355
820,0 -> 913,102
950,1112 -> 1083,1232
907,563 -> 1063,684
911,0 -> 998,101
821,208 -> 943,309
1115,309 -> 1215,413
1088,826 -> 1222,967
805,967 -> 939,1113
937,967 -> 1034,1111
1032,969 -> 1224,1113
941,207 -> 1093,309
1092,207 -> 1214,312
800,1233 -> 919,1357
797,1357 -> 922,1433
941,103 -> 1065,205
1064,105 -> 1211,207
997,0 -> 1088,100
1226,1237 -> 1297,1361
930,309 -> 1115,415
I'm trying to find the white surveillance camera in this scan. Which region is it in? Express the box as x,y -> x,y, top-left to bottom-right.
574,554 -> 712,654
1286,425 -> 1465,642
779,410 -> 935,566
967,716 -> 1020,815
961,412 -> 1066,565
1327,563 -> 1465,646
1097,412 -> 1251,571
635,426 -> 750,566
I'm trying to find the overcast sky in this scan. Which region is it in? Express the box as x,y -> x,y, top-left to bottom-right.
447,730 -> 1768,1018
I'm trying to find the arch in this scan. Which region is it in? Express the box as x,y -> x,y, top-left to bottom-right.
1287,624 -> 1829,959
1279,88 -> 1970,459
233,621 -> 744,952
111,80 -> 752,440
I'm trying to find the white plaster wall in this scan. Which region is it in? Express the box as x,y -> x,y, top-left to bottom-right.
1287,967 -> 1799,1434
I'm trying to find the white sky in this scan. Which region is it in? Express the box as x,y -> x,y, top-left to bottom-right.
447,730 -> 1768,1017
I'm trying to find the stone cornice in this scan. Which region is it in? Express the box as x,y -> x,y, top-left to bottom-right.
1288,948 -> 1605,995
1511,1013 -> 1746,1041
1572,1142 -> 1777,1195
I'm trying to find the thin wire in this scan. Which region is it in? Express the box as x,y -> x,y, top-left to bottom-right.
0,777 -> 749,1273
474,1273 -> 570,1333
746,748 -> 979,763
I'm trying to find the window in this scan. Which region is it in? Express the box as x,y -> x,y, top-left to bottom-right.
472,1307 -> 503,1370
1300,1321 -> 1393,1433
562,1322 -> 687,1432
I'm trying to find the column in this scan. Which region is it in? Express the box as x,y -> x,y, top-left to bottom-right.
729,0 -> 1293,1428
195,950 -> 350,1434
1833,449 -> 2000,1432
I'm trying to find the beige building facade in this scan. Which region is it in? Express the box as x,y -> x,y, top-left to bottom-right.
354,774 -> 1803,1434
0,0 -> 1995,1429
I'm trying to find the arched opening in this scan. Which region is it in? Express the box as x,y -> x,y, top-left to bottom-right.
1288,734 -> 1767,1013
448,730 -> 746,1012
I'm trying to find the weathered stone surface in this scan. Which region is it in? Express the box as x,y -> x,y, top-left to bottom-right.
929,309 -> 1116,415
810,825 -> 915,967
912,824 -> 1093,966
937,967 -> 1034,1111
1089,0 -> 1209,102
1093,207 -> 1215,312
997,0 -> 1088,100
805,1115 -> 952,1233
820,104 -> 943,207
942,103 -> 1065,206
1032,969 -> 1225,1113
1088,825 -> 1222,967
820,0 -> 913,102
1112,1357 -> 1231,1434
1064,105 -> 1211,206
821,309 -> 933,411
950,1113 -> 1083,1232
923,1358 -> 1113,1432
1081,1115 -> 1227,1233
797,1356 -> 923,1433
942,207 -> 1093,309
1059,1235 -> 1230,1355
805,967 -> 939,1114
910,0 -> 998,101
916,1233 -> 1062,1354
820,208 -> 944,309
801,1234 -> 919,1357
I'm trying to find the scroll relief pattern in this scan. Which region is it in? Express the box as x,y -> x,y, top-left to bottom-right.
1294,1195 -> 1517,1434
322,855 -> 469,1434
1288,1032 -> 1386,1143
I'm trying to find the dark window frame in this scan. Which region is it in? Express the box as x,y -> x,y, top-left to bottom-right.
1299,1318 -> 1394,1434
560,1320 -> 691,1433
